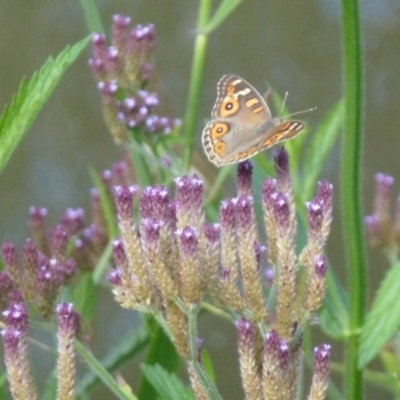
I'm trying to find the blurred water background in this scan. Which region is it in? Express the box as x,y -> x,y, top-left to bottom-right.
0,1 -> 399,398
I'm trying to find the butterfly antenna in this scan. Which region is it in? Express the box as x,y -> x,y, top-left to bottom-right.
285,106 -> 317,118
279,91 -> 289,115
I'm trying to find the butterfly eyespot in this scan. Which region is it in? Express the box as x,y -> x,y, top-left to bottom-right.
214,141 -> 226,155
220,98 -> 239,117
211,122 -> 229,138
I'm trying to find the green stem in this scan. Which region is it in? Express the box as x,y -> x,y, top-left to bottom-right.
187,305 -> 222,400
341,0 -> 366,398
183,0 -> 212,170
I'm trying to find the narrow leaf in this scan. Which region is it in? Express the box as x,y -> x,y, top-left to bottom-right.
92,239 -> 113,284
76,326 -> 149,394
90,168 -> 118,239
141,364 -> 195,400
319,267 -> 349,339
205,0 -> 244,33
359,262 -> 400,367
75,339 -> 137,400
0,36 -> 90,175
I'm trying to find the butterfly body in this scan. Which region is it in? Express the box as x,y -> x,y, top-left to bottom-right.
202,74 -> 304,167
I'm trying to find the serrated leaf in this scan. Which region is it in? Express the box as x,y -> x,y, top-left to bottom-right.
141,364 -> 195,400
302,99 -> 344,201
204,0 -> 244,33
359,262 -> 400,367
0,36 -> 90,175
138,317 -> 179,400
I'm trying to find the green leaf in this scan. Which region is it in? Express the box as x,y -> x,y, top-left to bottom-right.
76,326 -> 149,395
359,262 -> 400,367
0,373 -> 8,399
75,339 -> 138,400
0,36 -> 90,175
79,0 -> 104,33
205,0 -> 244,33
378,345 -> 400,396
42,372 -> 57,400
141,364 -> 195,400
92,239 -> 113,284
138,316 -> 179,400
302,99 -> 344,201
201,349 -> 216,385
71,272 -> 97,321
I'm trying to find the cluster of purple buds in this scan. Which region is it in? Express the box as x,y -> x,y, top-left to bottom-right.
89,15 -> 179,141
0,235 -> 78,318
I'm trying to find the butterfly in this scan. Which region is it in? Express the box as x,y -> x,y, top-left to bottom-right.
202,74 -> 305,167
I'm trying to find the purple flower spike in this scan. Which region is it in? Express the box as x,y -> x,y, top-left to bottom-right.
108,268 -> 122,286
141,218 -> 163,246
265,329 -> 280,352
237,161 -> 253,196
278,340 -> 290,369
2,328 -> 22,358
3,303 -> 28,332
274,147 -> 290,190
88,58 -> 106,79
314,255 -> 328,278
316,180 -> 333,213
306,199 -> 323,234
115,185 -> 138,221
91,33 -> 107,59
236,195 -> 253,231
204,222 -> 219,243
175,175 -> 204,215
130,24 -> 155,42
313,344 -> 331,384
112,14 -> 131,50
364,215 -> 380,240
0,272 -> 14,292
177,226 -> 199,257
262,178 -> 277,209
140,186 -> 169,220
57,302 -> 80,336
60,208 -> 85,236
22,239 -> 38,270
112,238 -> 127,268
51,225 -> 69,259
273,193 -> 290,229
220,199 -> 237,230
8,290 -> 23,304
112,161 -> 128,185
140,63 -> 154,81
235,318 -> 253,338
98,80 -> 118,96
29,206 -> 47,230
2,242 -> 17,271
374,173 -> 394,218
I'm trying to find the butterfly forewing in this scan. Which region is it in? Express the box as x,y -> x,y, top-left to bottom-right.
203,75 -> 305,166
